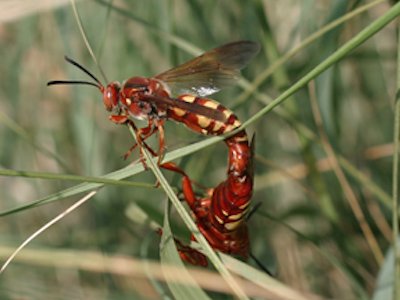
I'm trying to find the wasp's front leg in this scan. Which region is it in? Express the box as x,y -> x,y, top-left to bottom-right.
109,114 -> 156,163
131,118 -> 166,165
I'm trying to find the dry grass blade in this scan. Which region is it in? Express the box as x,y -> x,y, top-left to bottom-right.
0,246 -> 295,298
308,81 -> 383,264
125,124 -> 248,300
392,15 -> 400,299
0,191 -> 96,274
221,254 -> 325,300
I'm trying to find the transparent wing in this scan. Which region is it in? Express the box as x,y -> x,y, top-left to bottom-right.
142,95 -> 226,122
155,41 -> 260,97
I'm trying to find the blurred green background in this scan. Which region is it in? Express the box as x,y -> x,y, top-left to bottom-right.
0,0 -> 398,299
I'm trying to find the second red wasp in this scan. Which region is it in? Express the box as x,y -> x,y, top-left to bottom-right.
48,41 -> 260,266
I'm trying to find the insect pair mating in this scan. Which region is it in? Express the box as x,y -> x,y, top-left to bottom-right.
48,41 -> 260,267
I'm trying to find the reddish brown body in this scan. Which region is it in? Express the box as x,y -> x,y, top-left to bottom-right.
162,97 -> 254,262
185,129 -> 254,258
48,41 -> 260,266
115,79 -> 255,261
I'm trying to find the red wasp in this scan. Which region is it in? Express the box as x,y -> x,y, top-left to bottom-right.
48,41 -> 260,266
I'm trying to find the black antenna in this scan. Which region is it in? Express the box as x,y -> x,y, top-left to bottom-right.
246,202 -> 275,276
246,201 -> 262,221
47,80 -> 100,88
250,252 -> 274,277
47,56 -> 103,89
63,56 -> 103,86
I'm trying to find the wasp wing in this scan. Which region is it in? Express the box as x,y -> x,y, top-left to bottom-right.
142,95 -> 227,122
155,41 -> 260,97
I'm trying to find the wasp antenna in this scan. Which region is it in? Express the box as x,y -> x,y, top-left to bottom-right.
249,252 -> 274,276
63,56 -> 103,87
47,80 -> 101,89
246,202 -> 262,221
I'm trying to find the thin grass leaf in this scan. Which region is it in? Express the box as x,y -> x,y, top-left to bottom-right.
257,211 -> 370,299
0,161 -> 143,216
372,238 -> 400,300
242,2 -> 400,129
94,0 -> 203,56
70,0 -> 108,83
125,203 -> 160,230
127,124 -> 249,300
0,191 -> 96,273
0,110 -> 71,172
0,168 -> 153,188
220,253 -> 321,300
392,13 -> 400,299
0,135 -> 223,217
233,0 -> 387,107
159,200 -> 210,300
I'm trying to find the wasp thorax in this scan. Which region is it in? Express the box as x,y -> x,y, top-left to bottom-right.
103,81 -> 121,111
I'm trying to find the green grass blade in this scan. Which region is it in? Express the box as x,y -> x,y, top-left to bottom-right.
233,0 -> 386,107
242,2 -> 400,129
129,125 -> 249,299
372,239 -> 400,300
392,13 -> 400,300
0,135 -> 222,217
220,253 -> 318,300
159,200 -> 211,300
0,168 -> 152,188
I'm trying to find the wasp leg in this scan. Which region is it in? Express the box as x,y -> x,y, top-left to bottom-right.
156,229 -> 208,267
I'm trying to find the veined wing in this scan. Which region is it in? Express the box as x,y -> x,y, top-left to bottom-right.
142,95 -> 227,122
155,41 -> 260,97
